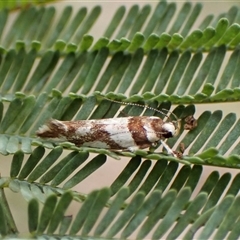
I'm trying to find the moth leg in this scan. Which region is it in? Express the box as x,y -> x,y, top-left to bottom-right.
127,143 -> 153,152
173,142 -> 185,159
119,110 -> 129,117
127,146 -> 140,152
179,142 -> 185,154
110,149 -> 128,152
148,142 -> 159,152
152,142 -> 158,148
110,146 -> 141,152
160,140 -> 177,158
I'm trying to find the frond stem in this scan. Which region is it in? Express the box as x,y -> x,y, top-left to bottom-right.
0,188 -> 18,234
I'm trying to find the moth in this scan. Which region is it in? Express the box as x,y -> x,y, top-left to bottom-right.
36,100 -> 195,157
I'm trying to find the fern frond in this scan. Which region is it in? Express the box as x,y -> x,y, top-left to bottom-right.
25,185 -> 240,239
1,44 -> 240,101
0,94 -> 240,167
2,148 -> 240,207
0,3 -> 240,52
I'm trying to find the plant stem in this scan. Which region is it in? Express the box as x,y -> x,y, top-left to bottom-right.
0,188 -> 18,234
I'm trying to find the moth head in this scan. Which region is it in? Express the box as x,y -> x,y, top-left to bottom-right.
162,120 -> 181,138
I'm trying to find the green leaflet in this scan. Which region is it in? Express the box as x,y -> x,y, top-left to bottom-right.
28,199 -> 39,233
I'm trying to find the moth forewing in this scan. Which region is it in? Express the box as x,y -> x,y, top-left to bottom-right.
36,115 -> 179,153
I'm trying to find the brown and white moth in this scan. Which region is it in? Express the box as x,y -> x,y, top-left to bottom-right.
36,100 -> 195,157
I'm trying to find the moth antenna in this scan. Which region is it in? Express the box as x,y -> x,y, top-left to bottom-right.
110,130 -> 170,136
102,97 -> 179,122
161,108 -> 179,122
